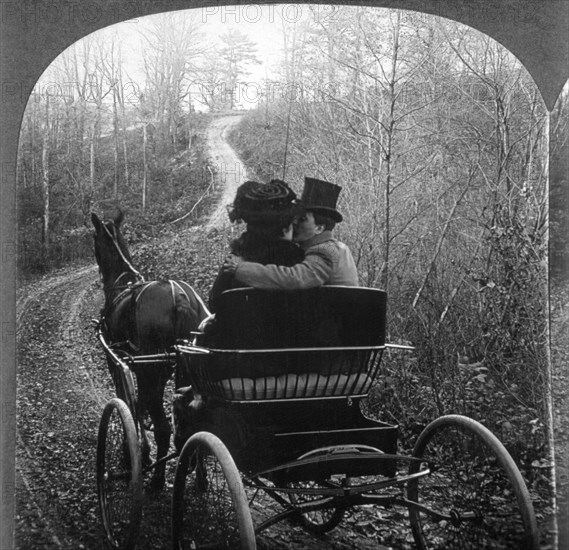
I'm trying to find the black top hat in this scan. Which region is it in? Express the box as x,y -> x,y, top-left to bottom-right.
301,177 -> 343,222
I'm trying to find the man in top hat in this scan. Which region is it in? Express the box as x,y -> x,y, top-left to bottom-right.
226,177 -> 359,289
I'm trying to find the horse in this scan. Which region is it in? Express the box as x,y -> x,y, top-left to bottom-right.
91,211 -> 210,490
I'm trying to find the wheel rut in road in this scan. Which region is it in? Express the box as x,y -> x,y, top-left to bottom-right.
16,264 -> 112,549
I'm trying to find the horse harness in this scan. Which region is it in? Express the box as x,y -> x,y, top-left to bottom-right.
102,279 -> 196,354
98,219 -> 207,353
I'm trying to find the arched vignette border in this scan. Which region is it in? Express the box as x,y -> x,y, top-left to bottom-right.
1,1 -> 567,548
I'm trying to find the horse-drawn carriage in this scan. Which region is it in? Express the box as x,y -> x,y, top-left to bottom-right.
95,283 -> 539,550
91,211 -> 538,549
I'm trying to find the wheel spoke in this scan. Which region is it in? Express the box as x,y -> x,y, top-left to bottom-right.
97,399 -> 142,550
408,415 -> 538,550
172,432 -> 256,550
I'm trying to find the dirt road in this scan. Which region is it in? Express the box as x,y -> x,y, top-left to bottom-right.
204,113 -> 249,231
16,265 -> 111,549
551,286 -> 569,549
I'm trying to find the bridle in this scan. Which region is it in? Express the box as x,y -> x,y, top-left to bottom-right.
99,221 -> 145,289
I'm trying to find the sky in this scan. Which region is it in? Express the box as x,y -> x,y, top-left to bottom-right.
34,4 -> 327,110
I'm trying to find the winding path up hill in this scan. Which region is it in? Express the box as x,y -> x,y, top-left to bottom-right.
204,113 -> 249,231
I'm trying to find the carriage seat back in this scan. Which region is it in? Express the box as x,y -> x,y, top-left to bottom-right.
184,286 -> 387,401
213,286 -> 387,349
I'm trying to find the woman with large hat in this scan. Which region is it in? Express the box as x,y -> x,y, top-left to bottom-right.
174,180 -> 304,452
208,179 -> 304,311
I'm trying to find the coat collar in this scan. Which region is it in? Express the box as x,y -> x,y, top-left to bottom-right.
299,230 -> 334,251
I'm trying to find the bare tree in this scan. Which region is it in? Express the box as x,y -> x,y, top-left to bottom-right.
99,32 -> 131,196
41,92 -> 51,251
140,12 -> 203,151
217,29 -> 261,110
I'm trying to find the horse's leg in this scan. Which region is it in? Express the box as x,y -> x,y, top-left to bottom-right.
138,366 -> 172,491
136,388 -> 152,471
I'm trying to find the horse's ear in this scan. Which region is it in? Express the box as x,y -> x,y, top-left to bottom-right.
91,213 -> 102,232
115,209 -> 124,227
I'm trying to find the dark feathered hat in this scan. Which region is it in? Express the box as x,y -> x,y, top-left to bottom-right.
228,180 -> 302,224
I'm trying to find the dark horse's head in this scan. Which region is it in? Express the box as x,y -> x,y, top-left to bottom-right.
91,211 -> 141,296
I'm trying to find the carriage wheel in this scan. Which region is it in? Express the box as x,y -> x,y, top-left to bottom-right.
407,414 -> 539,550
171,431 -> 256,549
97,398 -> 143,550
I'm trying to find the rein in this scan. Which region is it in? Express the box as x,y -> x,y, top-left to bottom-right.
101,221 -> 145,284
112,271 -> 142,289
99,221 -> 146,327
